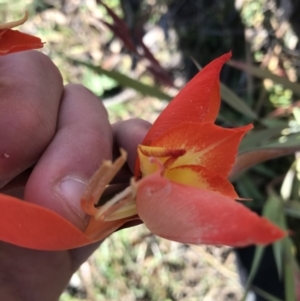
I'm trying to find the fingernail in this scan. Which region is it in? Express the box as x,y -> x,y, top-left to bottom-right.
58,177 -> 88,221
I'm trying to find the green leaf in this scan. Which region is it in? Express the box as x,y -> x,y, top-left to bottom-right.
240,126 -> 286,151
220,83 -> 258,120
262,192 -> 297,301
284,255 -> 296,301
241,246 -> 265,301
82,69 -> 117,96
252,239 -> 297,301
227,60 -> 300,97
230,143 -> 300,180
232,132 -> 300,180
252,286 -> 284,301
68,58 -> 172,101
273,239 -> 284,279
262,193 -> 285,278
260,118 -> 289,128
263,193 -> 283,225
251,164 -> 277,178
235,174 -> 264,205
267,133 -> 300,148
282,237 -> 298,301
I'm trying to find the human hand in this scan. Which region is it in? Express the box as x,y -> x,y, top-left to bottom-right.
0,50 -> 150,301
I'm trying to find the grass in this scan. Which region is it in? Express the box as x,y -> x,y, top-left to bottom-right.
62,226 -> 243,301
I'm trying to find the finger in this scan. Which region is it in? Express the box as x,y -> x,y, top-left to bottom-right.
25,84 -> 113,230
112,118 -> 151,173
0,51 -> 63,187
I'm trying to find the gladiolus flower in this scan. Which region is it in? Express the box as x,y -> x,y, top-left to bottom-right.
132,52 -> 285,247
0,11 -> 43,55
0,52 -> 286,250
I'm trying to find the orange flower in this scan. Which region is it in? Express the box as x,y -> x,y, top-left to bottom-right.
0,52 -> 286,250
0,11 -> 43,55
132,52 -> 285,246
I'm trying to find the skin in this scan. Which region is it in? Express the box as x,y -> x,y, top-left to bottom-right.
0,50 -> 151,301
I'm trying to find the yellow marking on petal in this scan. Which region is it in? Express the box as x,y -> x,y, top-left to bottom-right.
165,165 -> 238,199
169,136 -> 230,169
149,122 -> 253,176
166,166 -> 208,189
0,11 -> 29,30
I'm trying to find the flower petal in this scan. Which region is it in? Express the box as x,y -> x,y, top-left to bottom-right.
165,165 -> 238,199
149,122 -> 253,177
142,52 -> 231,145
0,194 -> 120,250
0,29 -> 43,55
136,172 -> 286,246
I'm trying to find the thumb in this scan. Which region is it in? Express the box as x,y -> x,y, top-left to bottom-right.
25,85 -> 112,230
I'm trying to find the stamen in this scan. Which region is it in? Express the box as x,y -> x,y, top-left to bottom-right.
104,203 -> 137,221
81,149 -> 127,215
0,11 -> 29,30
96,178 -> 138,221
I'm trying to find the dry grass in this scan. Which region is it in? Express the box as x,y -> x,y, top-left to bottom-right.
64,226 -> 243,301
